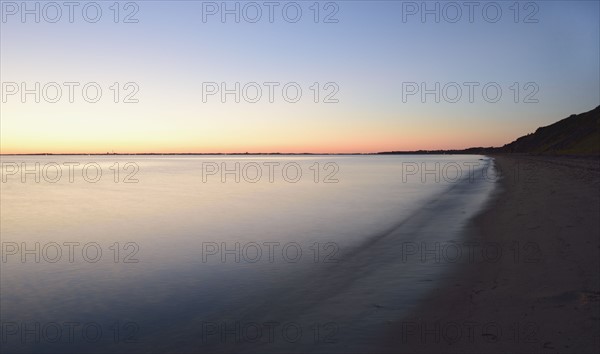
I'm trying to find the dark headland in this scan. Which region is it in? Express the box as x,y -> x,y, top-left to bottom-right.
379,105 -> 600,156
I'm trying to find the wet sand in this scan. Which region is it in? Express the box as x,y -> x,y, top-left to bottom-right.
386,155 -> 600,353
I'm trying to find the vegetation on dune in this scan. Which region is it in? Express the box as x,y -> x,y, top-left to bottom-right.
500,106 -> 600,156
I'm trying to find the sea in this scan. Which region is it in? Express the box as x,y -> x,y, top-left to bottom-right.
0,155 -> 498,353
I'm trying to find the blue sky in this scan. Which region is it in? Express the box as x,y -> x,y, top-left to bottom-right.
1,0 -> 599,153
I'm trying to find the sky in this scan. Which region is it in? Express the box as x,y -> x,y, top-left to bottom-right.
1,0 -> 599,154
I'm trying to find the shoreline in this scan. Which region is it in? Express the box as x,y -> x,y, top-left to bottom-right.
171,158 -> 499,353
385,155 -> 600,353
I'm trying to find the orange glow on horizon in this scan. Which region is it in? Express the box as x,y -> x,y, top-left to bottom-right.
0,137 -> 506,155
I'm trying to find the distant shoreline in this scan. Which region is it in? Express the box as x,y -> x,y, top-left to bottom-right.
1,152 -> 598,159
0,150 -> 492,156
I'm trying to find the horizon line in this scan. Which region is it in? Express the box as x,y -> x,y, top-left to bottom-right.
0,148 -> 497,156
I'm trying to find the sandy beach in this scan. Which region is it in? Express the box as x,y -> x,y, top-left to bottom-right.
386,155 -> 600,353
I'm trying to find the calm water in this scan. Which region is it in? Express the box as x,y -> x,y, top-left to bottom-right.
1,155 -> 497,353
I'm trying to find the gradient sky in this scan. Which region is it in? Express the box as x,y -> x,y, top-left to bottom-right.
1,0 -> 599,154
